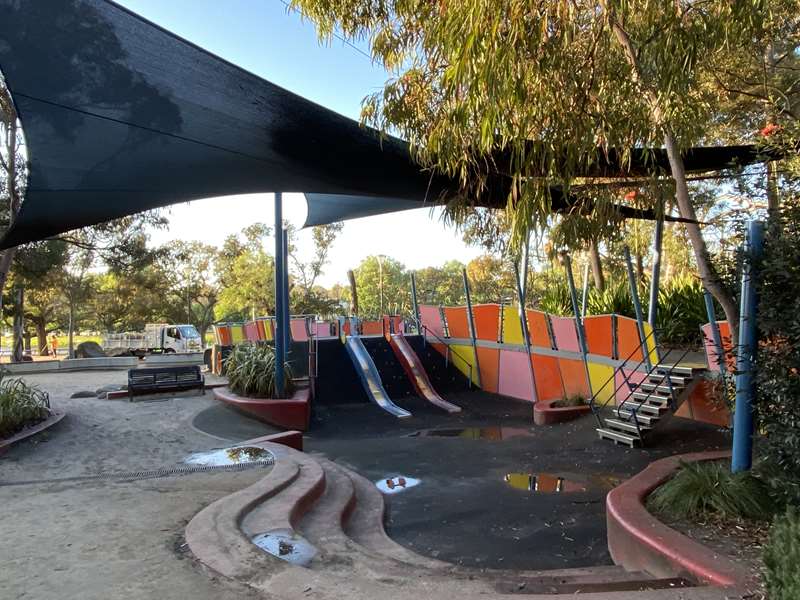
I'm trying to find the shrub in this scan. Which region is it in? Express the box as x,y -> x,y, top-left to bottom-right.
647,460 -> 775,521
586,281 -> 635,317
224,343 -> 294,399
654,275 -> 709,347
0,373 -> 51,438
764,507 -> 800,600
552,394 -> 586,408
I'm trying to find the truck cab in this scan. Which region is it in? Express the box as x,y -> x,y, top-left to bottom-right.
161,324 -> 202,353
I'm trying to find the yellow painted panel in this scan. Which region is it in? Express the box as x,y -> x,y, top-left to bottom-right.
501,304 -> 525,345
230,324 -> 245,344
587,361 -> 615,405
449,343 -> 480,385
643,323 -> 659,365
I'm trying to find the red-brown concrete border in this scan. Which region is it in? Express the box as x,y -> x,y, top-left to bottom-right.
533,398 -> 591,425
213,386 -> 310,431
240,430 -> 304,452
606,450 -> 741,587
0,410 -> 65,455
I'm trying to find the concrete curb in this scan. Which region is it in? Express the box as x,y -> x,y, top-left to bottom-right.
213,386 -> 310,431
0,410 -> 66,455
2,357 -> 139,374
606,450 -> 742,587
533,399 -> 592,425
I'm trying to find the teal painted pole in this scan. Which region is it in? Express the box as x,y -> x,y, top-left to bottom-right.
647,218 -> 663,364
703,290 -> 726,374
564,253 -> 593,396
282,233 -> 291,352
515,262 -> 538,402
580,263 -> 590,318
274,192 -> 285,397
624,246 -> 652,371
410,272 -> 420,332
732,220 -> 764,473
462,268 -> 481,388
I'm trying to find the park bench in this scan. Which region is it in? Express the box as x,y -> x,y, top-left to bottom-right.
127,365 -> 204,401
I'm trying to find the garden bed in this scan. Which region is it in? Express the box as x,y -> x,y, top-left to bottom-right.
0,409 -> 65,454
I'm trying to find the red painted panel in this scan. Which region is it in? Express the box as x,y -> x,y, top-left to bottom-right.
584,315 -> 613,358
526,310 -> 552,348
550,316 -> 580,352
558,358 -> 590,398
361,320 -> 384,336
531,353 -> 564,401
476,346 -> 499,393
675,380 -> 730,427
419,305 -> 445,338
444,306 -> 471,339
616,316 -> 644,362
472,304 -> 500,341
701,321 -> 734,373
290,319 -> 308,341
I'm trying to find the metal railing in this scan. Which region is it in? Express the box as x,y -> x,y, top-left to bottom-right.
412,318 -> 474,389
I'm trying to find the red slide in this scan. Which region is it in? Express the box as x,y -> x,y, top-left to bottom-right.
388,334 -> 461,414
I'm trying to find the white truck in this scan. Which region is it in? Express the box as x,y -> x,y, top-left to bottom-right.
103,323 -> 203,356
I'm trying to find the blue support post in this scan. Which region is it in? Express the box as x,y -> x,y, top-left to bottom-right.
581,263 -> 590,318
703,290 -> 726,374
515,261 -> 538,402
462,268 -> 481,388
647,218 -> 663,364
564,253 -> 592,395
274,192 -> 285,397
732,220 -> 764,473
282,232 -> 291,352
410,272 -> 421,333
624,246 -> 652,371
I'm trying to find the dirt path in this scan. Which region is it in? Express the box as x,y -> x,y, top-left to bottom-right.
0,370 -> 271,600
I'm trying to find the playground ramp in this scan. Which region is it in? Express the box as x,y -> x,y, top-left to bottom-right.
388,334 -> 461,414
344,336 -> 412,419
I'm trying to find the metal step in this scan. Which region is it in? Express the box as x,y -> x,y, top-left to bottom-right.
647,374 -> 689,386
656,364 -> 695,377
604,418 -> 651,434
597,428 -> 638,447
619,400 -> 665,415
629,393 -> 670,407
614,408 -> 659,426
638,383 -> 683,395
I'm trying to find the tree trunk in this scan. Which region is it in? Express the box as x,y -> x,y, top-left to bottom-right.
766,160 -> 780,215
68,297 -> 75,359
635,252 -> 645,284
588,240 -> 605,291
24,329 -> 31,355
12,286 -> 24,362
35,319 -> 48,355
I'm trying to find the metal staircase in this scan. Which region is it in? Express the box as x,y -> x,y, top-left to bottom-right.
589,329 -> 700,447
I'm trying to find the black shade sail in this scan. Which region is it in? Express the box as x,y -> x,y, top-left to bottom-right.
0,0 -> 775,248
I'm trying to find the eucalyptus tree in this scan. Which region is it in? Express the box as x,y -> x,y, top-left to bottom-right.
292,0 -> 796,340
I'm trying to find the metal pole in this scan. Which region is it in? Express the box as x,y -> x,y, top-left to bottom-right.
732,220 -> 764,473
282,232 -> 291,353
410,272 -> 421,333
580,263 -> 590,318
274,193 -> 286,397
703,290 -> 726,374
648,218 -> 664,329
564,253 -> 593,396
520,229 -> 531,306
624,246 -> 652,371
515,262 -> 538,403
462,268 -> 481,388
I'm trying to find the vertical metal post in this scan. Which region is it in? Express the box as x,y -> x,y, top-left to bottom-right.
732,220 -> 764,473
564,253 -> 592,395
462,268 -> 481,388
520,229 -> 531,305
581,263 -> 590,318
274,193 -> 286,397
703,290 -> 726,374
515,263 -> 538,403
410,272 -> 421,333
282,233 -> 291,352
624,246 -> 652,371
648,218 -> 664,329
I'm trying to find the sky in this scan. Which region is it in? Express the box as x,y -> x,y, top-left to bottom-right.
116,0 -> 483,287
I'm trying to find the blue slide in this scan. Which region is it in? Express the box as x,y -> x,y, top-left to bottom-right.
344,336 -> 412,418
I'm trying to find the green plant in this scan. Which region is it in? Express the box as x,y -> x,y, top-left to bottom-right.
0,372 -> 51,438
586,281 -> 635,317
764,507 -> 800,600
654,275 -> 708,347
647,460 -> 775,521
224,343 -> 294,399
552,394 -> 586,408
537,282 -> 572,316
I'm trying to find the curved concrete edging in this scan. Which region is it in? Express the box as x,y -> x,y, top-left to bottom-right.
533,399 -> 592,425
0,410 -> 65,454
606,450 -> 741,587
213,386 -> 310,431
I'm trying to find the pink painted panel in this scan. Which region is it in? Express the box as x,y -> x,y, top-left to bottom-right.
701,321 -> 733,373
549,316 -> 580,352
498,350 -> 536,402
243,321 -> 260,342
419,304 -> 445,338
313,321 -> 335,338
289,319 -> 308,342
614,369 -> 648,405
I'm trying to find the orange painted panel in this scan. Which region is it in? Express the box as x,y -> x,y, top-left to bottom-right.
419,304 -> 445,338
444,306 -> 471,339
531,353 -> 564,401
472,304 -> 500,341
526,310 -> 552,348
557,358 -> 590,398
675,380 -> 730,427
616,317 -> 644,362
584,315 -> 613,358
476,346 -> 500,393
361,320 -> 384,336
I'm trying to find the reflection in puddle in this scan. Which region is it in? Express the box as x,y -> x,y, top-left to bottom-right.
504,472 -> 624,493
184,446 -> 271,467
251,528 -> 317,566
375,475 -> 421,495
409,427 -> 533,440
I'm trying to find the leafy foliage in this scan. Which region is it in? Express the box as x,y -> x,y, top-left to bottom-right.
654,275 -> 708,347
764,507 -> 800,600
0,372 -> 50,438
647,460 -> 774,521
587,281 -> 635,318
225,343 -> 294,399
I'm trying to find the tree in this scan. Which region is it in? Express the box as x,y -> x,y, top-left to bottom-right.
292,0 -> 797,343
289,222 -> 344,315
215,225 -> 275,321
167,241 -> 220,341
466,255 -> 516,304
414,260 -> 465,305
353,255 -> 409,317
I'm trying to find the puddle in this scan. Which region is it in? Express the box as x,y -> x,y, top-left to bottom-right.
183,446 -> 271,467
409,427 -> 534,440
504,472 -> 624,493
251,528 -> 317,566
375,475 -> 421,495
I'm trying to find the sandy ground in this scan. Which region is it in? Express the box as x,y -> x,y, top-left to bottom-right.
0,370 -> 271,600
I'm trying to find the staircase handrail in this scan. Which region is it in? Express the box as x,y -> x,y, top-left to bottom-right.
412,318 -> 474,389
